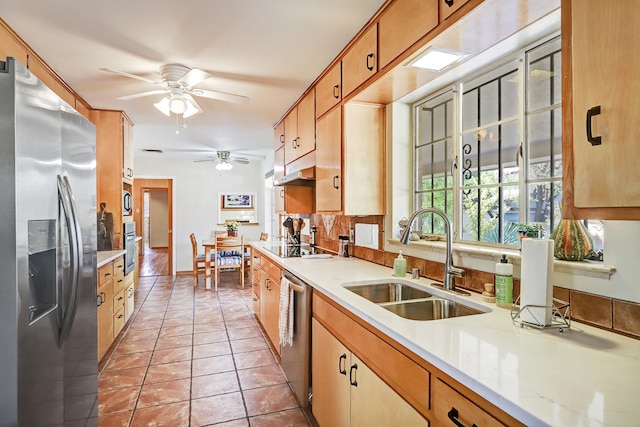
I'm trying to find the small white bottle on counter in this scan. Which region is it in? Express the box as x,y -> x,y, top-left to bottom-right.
393,251 -> 407,277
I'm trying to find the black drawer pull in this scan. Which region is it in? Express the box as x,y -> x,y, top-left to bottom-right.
447,407 -> 478,427
339,353 -> 347,375
586,105 -> 602,146
349,363 -> 358,386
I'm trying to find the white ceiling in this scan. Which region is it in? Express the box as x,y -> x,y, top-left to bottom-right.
0,0 -> 386,160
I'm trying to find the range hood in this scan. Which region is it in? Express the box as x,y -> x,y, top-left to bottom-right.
273,166 -> 315,186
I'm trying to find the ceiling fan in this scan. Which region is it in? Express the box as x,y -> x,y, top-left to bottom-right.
101,64 -> 249,118
194,151 -> 250,171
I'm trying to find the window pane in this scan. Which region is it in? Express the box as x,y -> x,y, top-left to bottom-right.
480,80 -> 499,126
528,182 -> 562,234
462,89 -> 478,130
501,70 -> 520,118
527,40 -> 562,111
501,120 -> 520,182
416,191 -> 452,235
528,108 -> 562,179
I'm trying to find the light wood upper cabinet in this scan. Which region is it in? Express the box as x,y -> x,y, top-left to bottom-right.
284,107 -> 298,158
0,21 -> 28,67
122,117 -> 134,183
295,90 -> 316,161
343,103 -> 385,215
342,24 -> 378,98
274,120 -> 285,150
563,0 -> 640,219
28,55 -> 76,107
93,109 -> 134,248
378,0 -> 438,69
439,0 -> 470,21
316,62 -> 342,119
316,107 -> 342,212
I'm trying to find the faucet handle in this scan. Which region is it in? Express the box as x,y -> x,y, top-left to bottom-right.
449,266 -> 465,278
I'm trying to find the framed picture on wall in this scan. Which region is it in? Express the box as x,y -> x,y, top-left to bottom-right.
222,193 -> 253,209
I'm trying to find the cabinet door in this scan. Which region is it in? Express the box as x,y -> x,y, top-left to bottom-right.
122,116 -> 134,183
311,319 -> 351,427
124,283 -> 135,323
350,353 -> 428,427
343,103 -> 385,215
97,280 -> 114,361
295,90 -> 316,160
0,23 -> 28,67
432,379 -> 505,427
274,120 -> 285,150
342,24 -> 378,97
260,273 -> 281,355
569,0 -> 640,210
316,62 -> 342,119
378,0 -> 438,68
316,107 -> 342,212
284,107 -> 298,162
439,0 -> 470,21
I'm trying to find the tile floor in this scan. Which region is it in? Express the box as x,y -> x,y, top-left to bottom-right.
98,273 -> 312,426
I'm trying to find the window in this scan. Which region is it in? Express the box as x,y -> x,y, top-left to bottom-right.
413,35 -> 605,250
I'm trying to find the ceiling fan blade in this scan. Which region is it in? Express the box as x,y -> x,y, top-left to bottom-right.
117,89 -> 168,100
229,156 -> 250,164
192,88 -> 249,104
178,68 -> 212,88
193,159 -> 217,163
100,67 -> 160,85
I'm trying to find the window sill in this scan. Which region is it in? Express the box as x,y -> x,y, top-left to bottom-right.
387,238 -> 616,280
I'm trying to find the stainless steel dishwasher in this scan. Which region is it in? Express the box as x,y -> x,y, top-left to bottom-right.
280,271 -> 313,407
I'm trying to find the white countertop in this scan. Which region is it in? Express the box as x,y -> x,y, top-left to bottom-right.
252,242 -> 640,427
97,249 -> 126,268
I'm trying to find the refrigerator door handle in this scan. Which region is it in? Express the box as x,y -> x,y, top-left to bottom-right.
57,175 -> 82,347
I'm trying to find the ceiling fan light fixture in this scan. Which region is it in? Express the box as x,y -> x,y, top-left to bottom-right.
215,161 -> 233,171
153,96 -> 171,116
169,97 -> 187,115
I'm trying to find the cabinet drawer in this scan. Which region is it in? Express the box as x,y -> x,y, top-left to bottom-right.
262,258 -> 281,283
432,379 -> 506,427
98,263 -> 114,286
113,288 -> 126,313
113,307 -> 126,337
113,272 -> 126,294
114,256 -> 125,275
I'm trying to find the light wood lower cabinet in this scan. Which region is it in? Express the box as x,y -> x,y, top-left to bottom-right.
97,256 -> 135,362
255,255 -> 282,356
312,318 -> 428,427
97,261 -> 115,361
432,379 -> 505,427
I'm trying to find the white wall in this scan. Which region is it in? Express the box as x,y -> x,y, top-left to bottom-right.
135,155 -> 266,274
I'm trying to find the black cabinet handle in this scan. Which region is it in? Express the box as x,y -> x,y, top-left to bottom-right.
339,353 -> 347,375
366,53 -> 375,71
447,407 -> 478,427
333,84 -> 340,99
349,363 -> 358,386
445,0 -> 454,7
333,175 -> 339,189
586,105 -> 602,146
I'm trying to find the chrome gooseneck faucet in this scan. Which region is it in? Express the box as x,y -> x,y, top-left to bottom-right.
400,207 -> 464,292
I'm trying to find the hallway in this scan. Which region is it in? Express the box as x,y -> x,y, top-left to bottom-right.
98,272 -> 311,426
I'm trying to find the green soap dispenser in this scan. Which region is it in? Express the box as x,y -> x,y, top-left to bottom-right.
393,251 -> 407,277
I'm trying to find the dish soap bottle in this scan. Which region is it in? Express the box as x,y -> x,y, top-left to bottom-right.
393,251 -> 407,277
495,254 -> 513,308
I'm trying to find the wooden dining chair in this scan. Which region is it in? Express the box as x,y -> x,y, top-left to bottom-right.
190,233 -> 212,286
214,235 -> 245,290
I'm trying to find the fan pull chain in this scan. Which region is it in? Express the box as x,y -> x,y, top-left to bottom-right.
175,113 -> 180,134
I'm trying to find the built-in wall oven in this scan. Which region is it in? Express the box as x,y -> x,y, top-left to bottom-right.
123,221 -> 136,275
280,271 -> 313,408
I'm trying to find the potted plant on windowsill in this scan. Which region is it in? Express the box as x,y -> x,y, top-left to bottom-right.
225,220 -> 239,237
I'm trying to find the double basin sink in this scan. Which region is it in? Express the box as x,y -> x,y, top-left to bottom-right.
343,280 -> 489,321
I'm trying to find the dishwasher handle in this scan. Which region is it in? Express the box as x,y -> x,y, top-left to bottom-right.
289,282 -> 305,293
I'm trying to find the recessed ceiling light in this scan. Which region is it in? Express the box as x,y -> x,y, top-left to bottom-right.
407,46 -> 470,72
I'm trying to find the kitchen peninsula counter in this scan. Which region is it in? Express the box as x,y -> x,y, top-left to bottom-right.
97,249 -> 126,268
251,242 -> 640,427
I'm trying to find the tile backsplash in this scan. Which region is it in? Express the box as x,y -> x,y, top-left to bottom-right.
311,214 -> 640,340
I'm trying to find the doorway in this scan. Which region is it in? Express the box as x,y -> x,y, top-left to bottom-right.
133,178 -> 173,276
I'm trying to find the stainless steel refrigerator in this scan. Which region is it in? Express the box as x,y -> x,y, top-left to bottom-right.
0,57 -> 98,426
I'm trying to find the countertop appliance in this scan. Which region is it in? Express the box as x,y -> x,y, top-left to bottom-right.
0,57 -> 98,426
280,271 -> 313,409
264,242 -> 329,258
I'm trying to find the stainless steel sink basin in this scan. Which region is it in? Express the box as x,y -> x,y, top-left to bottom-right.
382,298 -> 485,321
344,282 -> 432,303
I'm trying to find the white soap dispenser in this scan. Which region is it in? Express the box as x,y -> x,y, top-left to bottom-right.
393,251 -> 407,277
